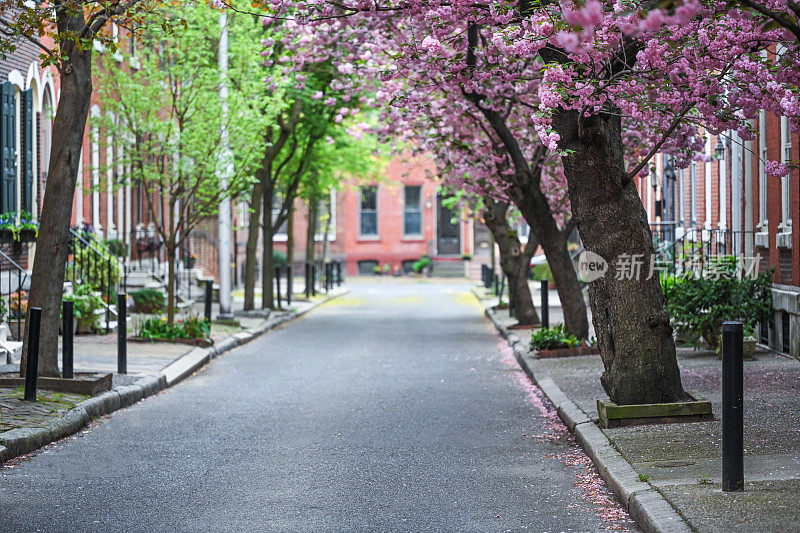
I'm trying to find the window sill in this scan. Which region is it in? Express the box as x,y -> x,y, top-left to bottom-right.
401,236 -> 425,242
357,235 -> 380,242
777,231 -> 793,250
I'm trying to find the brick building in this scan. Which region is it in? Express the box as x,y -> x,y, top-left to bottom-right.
643,114 -> 800,358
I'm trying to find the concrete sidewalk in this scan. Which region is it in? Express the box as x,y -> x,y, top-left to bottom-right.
477,285 -> 800,532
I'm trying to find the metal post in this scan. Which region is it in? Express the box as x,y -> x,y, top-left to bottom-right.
62,301 -> 74,380
540,279 -> 549,329
722,321 -> 744,492
117,294 -> 127,374
287,266 -> 292,306
305,263 -> 311,299
105,259 -> 111,334
275,266 -> 282,308
24,307 -> 42,401
204,280 -> 213,322
311,264 -> 317,296
493,272 -> 499,296
337,261 -> 342,286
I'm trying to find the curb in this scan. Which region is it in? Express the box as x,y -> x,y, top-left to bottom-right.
482,304 -> 693,533
0,289 -> 347,465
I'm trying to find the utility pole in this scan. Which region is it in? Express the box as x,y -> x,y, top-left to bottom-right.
216,11 -> 234,320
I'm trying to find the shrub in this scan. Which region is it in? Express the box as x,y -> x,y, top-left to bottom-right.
530,262 -> 553,281
273,250 -> 288,268
137,316 -> 210,341
664,264 -> 773,348
412,255 -> 431,273
131,289 -> 166,314
530,324 -> 580,351
0,210 -> 38,240
63,284 -> 105,331
104,239 -> 127,257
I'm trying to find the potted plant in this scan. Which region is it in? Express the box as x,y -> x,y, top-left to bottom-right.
183,254 -> 197,269
664,262 -> 772,353
64,284 -> 105,334
0,210 -> 38,243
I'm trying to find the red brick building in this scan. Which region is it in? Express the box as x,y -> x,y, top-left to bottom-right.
643,114 -> 800,358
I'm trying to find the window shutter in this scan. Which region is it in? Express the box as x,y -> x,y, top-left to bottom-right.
21,89 -> 33,214
0,82 -> 16,214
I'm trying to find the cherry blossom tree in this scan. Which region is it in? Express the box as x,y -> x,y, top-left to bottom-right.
281,0 -> 799,404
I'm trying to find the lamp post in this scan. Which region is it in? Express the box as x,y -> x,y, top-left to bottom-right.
216,12 -> 234,320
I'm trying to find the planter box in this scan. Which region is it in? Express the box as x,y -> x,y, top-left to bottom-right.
536,346 -> 600,359
0,372 -> 112,396
0,228 -> 36,244
597,391 -> 713,428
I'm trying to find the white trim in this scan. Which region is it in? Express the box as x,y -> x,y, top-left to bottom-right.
6,70 -> 24,90
780,115 -> 792,230
76,149 -> 84,225
719,134 -> 727,230
758,110 -> 768,227
704,135 -> 712,229
90,106 -> 101,232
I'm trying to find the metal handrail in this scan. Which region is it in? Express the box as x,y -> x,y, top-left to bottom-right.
0,247 -> 28,341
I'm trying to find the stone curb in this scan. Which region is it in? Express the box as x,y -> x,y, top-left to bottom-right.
481,302 -> 693,533
0,289 -> 347,465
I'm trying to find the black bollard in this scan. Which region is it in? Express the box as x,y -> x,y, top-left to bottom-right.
287,266 -> 292,306
24,307 -> 42,402
327,263 -> 332,292
311,264 -> 317,296
305,263 -> 311,299
62,300 -> 74,380
722,321 -> 744,492
275,266 -> 282,307
337,262 -> 342,286
117,294 -> 127,374
204,280 -> 213,322
540,279 -> 549,329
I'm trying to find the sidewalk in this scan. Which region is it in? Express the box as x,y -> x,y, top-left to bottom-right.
0,287 -> 346,464
476,285 -> 800,532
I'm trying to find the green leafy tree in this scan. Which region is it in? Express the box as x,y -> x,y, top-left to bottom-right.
96,3 -> 258,324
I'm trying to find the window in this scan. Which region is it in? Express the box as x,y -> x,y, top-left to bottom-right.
517,221 -> 530,243
403,185 -> 422,235
272,194 -> 287,238
359,185 -> 377,236
358,259 -> 378,274
781,116 -> 792,228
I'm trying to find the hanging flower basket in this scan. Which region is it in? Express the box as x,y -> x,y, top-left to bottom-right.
0,228 -> 37,244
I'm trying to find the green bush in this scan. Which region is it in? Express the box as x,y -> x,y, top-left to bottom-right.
412,255 -> 431,273
104,239 -> 127,257
131,289 -> 165,314
664,263 -> 773,348
530,324 -> 580,351
63,284 -> 105,321
136,316 -> 210,341
530,262 -> 553,281
273,250 -> 288,268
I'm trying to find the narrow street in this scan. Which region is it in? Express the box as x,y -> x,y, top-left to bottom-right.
1,279 -> 636,532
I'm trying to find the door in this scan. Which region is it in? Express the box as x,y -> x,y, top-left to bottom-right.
436,195 -> 460,255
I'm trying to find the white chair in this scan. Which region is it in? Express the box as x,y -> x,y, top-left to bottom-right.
0,323 -> 23,365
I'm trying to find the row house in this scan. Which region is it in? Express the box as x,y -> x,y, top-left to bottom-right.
0,35 -> 58,270
270,154 -> 490,280
643,115 -> 800,358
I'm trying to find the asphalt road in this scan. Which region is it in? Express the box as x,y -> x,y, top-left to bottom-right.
0,279 -> 636,532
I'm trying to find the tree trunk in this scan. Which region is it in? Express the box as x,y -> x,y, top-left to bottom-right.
243,181 -> 263,311
166,241 -> 176,325
21,31 -> 93,378
483,197 -> 539,326
552,108 -> 687,405
287,202 -> 294,273
508,185 -> 589,339
305,195 -> 318,293
261,184 -> 274,309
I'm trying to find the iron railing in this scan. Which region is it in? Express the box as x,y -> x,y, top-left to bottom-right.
67,228 -> 128,334
651,222 -> 756,276
0,248 -> 28,340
